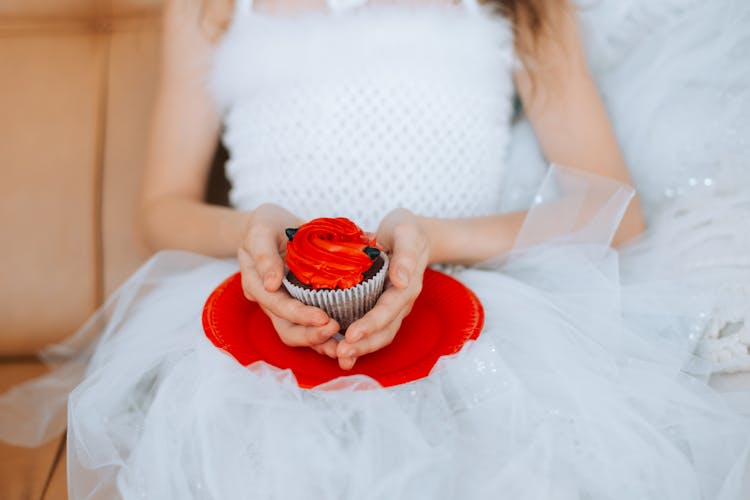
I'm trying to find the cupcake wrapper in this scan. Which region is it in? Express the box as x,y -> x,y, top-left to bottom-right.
282,254 -> 389,332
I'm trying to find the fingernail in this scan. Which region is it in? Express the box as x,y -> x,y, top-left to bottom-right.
263,273 -> 277,288
342,346 -> 357,358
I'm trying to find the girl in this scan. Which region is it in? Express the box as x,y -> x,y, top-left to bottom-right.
141,0 -> 645,368
3,0 -> 750,498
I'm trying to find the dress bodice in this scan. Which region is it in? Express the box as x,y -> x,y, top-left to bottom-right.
210,0 -> 514,231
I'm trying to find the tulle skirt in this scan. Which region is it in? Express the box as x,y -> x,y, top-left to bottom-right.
43,253 -> 750,498
3,184 -> 750,499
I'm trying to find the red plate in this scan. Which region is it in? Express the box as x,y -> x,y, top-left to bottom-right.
202,268 -> 484,389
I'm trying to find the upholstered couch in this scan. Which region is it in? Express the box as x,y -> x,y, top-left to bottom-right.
1,1 -> 163,497
2,1 -> 748,498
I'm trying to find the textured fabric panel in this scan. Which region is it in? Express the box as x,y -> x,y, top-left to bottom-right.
212,4 -> 514,231
0,34 -> 103,355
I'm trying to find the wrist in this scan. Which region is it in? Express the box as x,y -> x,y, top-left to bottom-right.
239,209 -> 255,238
424,212 -> 527,267
415,215 -> 444,265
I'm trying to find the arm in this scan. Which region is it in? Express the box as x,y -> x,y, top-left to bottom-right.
512,0 -> 645,248
137,0 -> 249,256
139,0 -> 341,353
411,0 -> 646,266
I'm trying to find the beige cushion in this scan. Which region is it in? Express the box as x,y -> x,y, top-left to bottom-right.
0,2 -> 165,496
0,33 -> 101,354
0,0 -> 161,355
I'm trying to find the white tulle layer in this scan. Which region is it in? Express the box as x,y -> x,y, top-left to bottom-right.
2,234 -> 750,499
1,169 -> 749,500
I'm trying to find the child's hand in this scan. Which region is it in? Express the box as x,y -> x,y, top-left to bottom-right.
238,203 -> 340,358
337,208 -> 430,370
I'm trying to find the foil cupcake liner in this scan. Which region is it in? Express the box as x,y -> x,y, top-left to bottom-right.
282,254 -> 389,332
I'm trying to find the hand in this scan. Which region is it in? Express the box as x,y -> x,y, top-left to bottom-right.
238,204 -> 340,358
336,208 -> 431,370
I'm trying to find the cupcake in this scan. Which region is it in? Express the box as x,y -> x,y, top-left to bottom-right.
282,217 -> 389,331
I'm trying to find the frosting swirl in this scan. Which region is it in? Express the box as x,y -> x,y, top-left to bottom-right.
285,217 -> 379,290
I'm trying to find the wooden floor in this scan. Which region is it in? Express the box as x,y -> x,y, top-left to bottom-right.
0,360 -> 67,500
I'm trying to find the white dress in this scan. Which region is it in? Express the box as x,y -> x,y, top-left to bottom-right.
2,1 -> 750,499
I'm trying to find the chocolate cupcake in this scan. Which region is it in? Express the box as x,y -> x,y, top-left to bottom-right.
282,217 -> 389,331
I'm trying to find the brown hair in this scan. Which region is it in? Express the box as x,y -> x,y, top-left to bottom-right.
484,0 -> 562,61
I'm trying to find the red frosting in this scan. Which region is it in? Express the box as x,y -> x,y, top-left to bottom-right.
286,218 -> 379,290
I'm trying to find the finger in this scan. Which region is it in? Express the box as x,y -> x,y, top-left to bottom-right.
344,286 -> 414,343
339,308 -> 406,360
244,226 -> 285,291
264,307 -> 340,346
246,261 -> 327,325
310,338 -> 339,359
388,225 -> 425,289
267,291 -> 330,326
338,355 -> 357,371
238,248 -> 260,302
238,249 -> 329,326
268,316 -> 338,348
